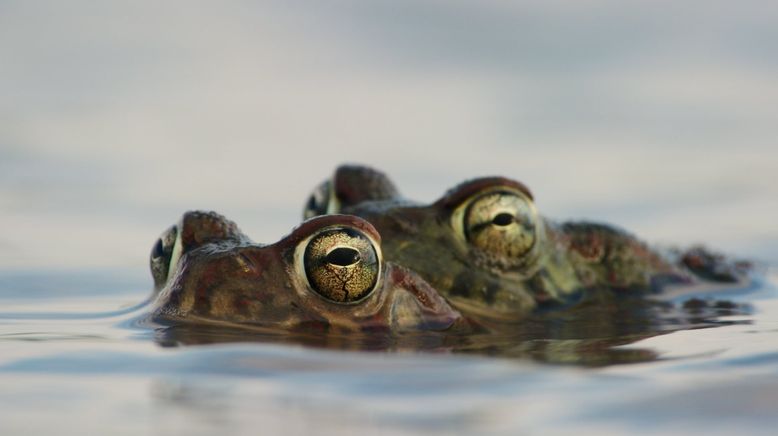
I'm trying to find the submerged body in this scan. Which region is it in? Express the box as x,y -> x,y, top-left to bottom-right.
304,165 -> 746,322
149,211 -> 463,334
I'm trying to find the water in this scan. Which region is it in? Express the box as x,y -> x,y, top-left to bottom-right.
2,1 -> 778,434
0,270 -> 777,435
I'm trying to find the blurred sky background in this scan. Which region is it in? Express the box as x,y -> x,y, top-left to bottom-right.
1,0 -> 776,272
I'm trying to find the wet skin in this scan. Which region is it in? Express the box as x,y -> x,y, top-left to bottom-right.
144,208 -> 748,364
149,211 -> 463,334
304,165 -> 747,322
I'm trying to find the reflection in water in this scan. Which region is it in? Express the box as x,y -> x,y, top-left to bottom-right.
150,283 -> 753,366
0,332 -> 109,342
0,269 -> 774,436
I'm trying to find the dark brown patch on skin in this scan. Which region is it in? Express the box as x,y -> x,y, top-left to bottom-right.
568,231 -> 607,262
232,295 -> 251,317
194,286 -> 212,315
561,222 -> 685,291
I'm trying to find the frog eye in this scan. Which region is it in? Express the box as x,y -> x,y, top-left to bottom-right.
150,225 -> 181,289
150,211 -> 242,290
303,180 -> 340,220
302,227 -> 381,303
457,190 -> 539,259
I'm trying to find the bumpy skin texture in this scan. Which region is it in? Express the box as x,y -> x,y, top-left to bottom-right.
304,165 -> 743,322
149,211 -> 463,334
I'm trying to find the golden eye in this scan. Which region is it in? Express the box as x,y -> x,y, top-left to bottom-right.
462,191 -> 538,259
303,227 -> 380,303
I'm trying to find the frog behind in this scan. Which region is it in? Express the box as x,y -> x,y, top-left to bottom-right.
304,165 -> 749,322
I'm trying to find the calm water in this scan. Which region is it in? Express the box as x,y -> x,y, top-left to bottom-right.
0,268 -> 777,435
2,1 -> 778,435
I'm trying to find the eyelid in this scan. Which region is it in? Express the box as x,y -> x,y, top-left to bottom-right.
450,186 -> 533,230
436,178 -> 534,210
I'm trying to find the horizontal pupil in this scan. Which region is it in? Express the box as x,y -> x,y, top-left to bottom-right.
492,213 -> 514,226
326,247 -> 361,266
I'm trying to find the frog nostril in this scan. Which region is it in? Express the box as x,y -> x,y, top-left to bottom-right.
326,247 -> 361,266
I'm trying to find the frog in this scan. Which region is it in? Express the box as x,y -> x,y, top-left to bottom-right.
303,165 -> 748,323
148,210 -> 464,335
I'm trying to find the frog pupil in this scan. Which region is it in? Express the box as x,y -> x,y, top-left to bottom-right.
492,213 -> 514,226
326,247 -> 361,266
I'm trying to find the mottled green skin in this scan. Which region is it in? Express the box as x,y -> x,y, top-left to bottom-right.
304,165 -> 740,322
150,211 -> 463,334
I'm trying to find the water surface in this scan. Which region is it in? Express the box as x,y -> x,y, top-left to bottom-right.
1,269 -> 777,435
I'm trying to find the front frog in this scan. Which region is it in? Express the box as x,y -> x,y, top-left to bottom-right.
149,211 -> 463,334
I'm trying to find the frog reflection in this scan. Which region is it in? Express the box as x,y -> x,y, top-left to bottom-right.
303,165 -> 748,322
152,284 -> 748,366
149,211 -> 463,335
